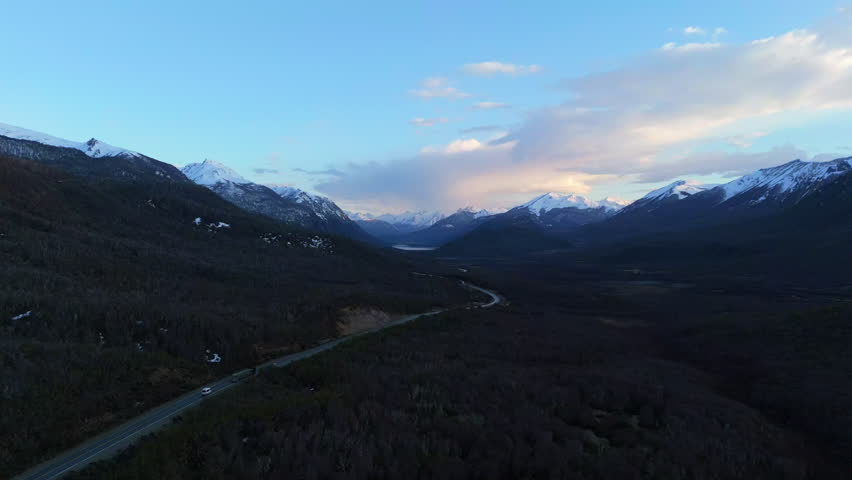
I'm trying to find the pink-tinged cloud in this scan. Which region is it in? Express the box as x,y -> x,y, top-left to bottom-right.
321,10 -> 852,212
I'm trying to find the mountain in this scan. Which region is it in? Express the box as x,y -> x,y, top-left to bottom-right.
587,162 -> 852,284
520,192 -> 626,215
377,210 -> 446,231
0,122 -> 141,159
715,158 -> 852,206
438,193 -> 622,255
442,157 -> 852,258
268,184 -> 354,225
394,207 -> 501,246
0,122 -> 186,182
348,210 -> 446,242
618,180 -> 712,215
181,160 -> 375,243
353,218 -> 407,240
439,207 -> 571,256
598,157 -> 852,239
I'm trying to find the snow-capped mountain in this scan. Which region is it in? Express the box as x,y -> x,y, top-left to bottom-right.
182,159 -> 247,185
616,180 -> 714,216
392,207 -> 502,246
641,180 -> 711,202
181,160 -> 374,243
621,158 -> 852,217
267,184 -> 351,223
378,210 -> 446,228
0,121 -> 185,182
520,193 -> 627,215
599,197 -> 631,211
349,210 -> 450,241
594,156 -> 852,239
716,158 -> 852,204
348,210 -> 446,236
0,122 -> 141,159
456,206 -> 506,219
458,192 -> 624,237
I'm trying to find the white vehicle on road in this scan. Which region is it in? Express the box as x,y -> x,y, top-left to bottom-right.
201,387 -> 212,396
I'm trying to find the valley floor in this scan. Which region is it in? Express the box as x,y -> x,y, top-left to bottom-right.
66,258 -> 852,479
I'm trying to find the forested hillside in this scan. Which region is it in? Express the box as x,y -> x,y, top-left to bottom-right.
0,156 -> 467,477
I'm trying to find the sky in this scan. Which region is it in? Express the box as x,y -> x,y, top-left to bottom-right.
2,1 -> 852,214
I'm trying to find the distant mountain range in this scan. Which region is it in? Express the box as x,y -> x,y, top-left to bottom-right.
389,207 -> 505,246
348,210 -> 445,240
4,120 -> 852,261
442,157 -> 852,256
519,192 -> 627,215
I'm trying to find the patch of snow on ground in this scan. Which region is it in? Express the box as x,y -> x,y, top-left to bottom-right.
261,233 -> 282,245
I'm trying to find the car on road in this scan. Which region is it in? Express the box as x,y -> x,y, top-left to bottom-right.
201,387 -> 212,396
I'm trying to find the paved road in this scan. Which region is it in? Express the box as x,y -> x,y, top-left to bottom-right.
14,281 -> 502,480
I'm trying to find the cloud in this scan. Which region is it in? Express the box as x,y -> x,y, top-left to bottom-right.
409,77 -> 471,99
633,145 -> 809,182
293,167 -> 345,177
713,27 -> 728,38
461,61 -> 542,76
253,168 -> 280,175
409,117 -> 449,127
321,11 -> 852,210
317,137 -> 611,211
459,125 -> 504,134
683,26 -> 706,35
661,42 -> 722,52
470,101 -> 512,110
419,138 -> 487,154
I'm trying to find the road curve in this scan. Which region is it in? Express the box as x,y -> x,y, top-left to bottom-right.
13,280 -> 501,480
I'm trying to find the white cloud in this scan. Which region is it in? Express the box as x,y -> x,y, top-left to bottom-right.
419,138 -> 502,154
409,77 -> 471,99
661,42 -> 722,52
713,27 -> 728,38
409,117 -> 449,127
461,61 -> 542,76
470,101 -> 512,110
321,10 -> 852,209
684,26 -> 706,35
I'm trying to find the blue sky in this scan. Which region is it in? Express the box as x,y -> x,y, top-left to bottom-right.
2,1 -> 851,213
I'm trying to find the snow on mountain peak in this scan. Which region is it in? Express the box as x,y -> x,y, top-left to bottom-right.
599,197 -> 630,210
0,122 -> 140,158
267,184 -> 314,203
181,159 -> 248,185
383,210 -> 446,226
718,157 -> 852,202
266,184 -> 348,222
521,192 -> 612,215
347,210 -> 447,227
457,206 -> 505,218
640,180 -> 709,202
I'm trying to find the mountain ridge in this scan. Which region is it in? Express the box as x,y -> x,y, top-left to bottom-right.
181,160 -> 375,243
